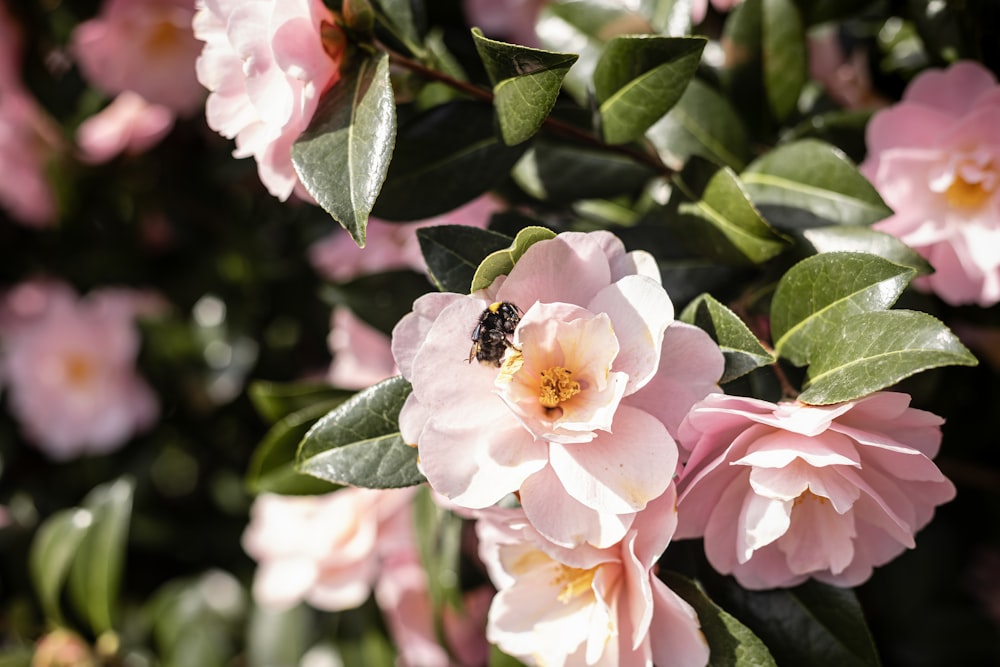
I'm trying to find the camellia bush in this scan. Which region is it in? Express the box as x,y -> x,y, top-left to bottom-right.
3,0 -> 1000,665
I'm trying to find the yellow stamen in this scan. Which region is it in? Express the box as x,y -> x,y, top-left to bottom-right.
945,175 -> 991,209
793,489 -> 828,507
63,354 -> 96,387
553,564 -> 597,604
539,367 -> 580,408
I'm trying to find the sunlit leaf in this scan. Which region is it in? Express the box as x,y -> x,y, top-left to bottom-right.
762,0 -> 807,121
680,293 -> 774,383
29,508 -> 94,625
803,227 -> 933,276
297,376 -> 424,488
470,226 -> 557,292
293,49 -> 397,247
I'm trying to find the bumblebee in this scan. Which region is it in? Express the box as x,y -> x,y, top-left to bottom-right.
468,301 -> 522,367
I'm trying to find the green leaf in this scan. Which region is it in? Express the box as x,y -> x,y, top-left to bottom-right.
800,310 -> 978,404
668,156 -> 789,265
490,645 -> 530,667
680,293 -> 774,383
342,0 -> 375,34
372,101 -> 528,221
803,227 -> 933,276
371,0 -> 425,52
297,376 -> 425,488
471,28 -> 578,146
512,139 -> 656,203
646,78 -> 752,171
292,48 -> 397,247
664,572 -> 777,667
470,226 -> 557,292
593,35 -> 706,144
417,225 -> 514,293
640,0 -> 694,35
742,140 -> 892,230
321,270 -> 434,336
413,487 -> 464,651
68,477 -> 135,635
247,603 -> 312,667
246,400 -> 347,495
708,579 -> 881,667
771,252 -> 915,367
29,508 -> 94,625
248,380 -> 354,424
762,0 -> 807,121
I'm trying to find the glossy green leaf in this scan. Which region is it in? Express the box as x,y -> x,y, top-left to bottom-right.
246,400 -> 347,495
248,380 -> 354,424
668,156 -> 789,265
471,28 -> 578,145
664,572 -> 777,667
707,579 -> 881,667
742,140 -> 891,230
293,49 -> 396,247
803,227 -> 933,276
646,78 -> 751,171
511,139 -> 656,203
68,477 -> 135,634
640,0 -> 694,35
417,225 -> 514,294
593,35 -> 706,144
29,508 -> 94,624
800,310 -> 978,404
297,376 -> 424,488
372,0 -> 425,52
762,0 -> 807,121
470,226 -> 557,292
372,101 -> 528,221
771,252 -> 915,367
680,293 -> 774,383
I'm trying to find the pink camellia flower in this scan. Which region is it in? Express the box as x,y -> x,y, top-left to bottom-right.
327,307 -> 398,390
242,486 -> 416,611
392,231 -> 724,548
0,281 -> 160,459
476,489 -> 709,667
376,549 -> 493,667
464,0 -> 548,47
0,90 -> 61,227
71,0 -> 204,116
76,92 -> 175,164
675,391 -> 956,590
861,60 -> 1000,306
691,0 -> 742,24
807,26 -> 886,111
193,0 -> 346,201
309,195 -> 499,282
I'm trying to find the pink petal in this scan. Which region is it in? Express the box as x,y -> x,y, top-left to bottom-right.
495,233 -> 613,311
903,60 -> 999,117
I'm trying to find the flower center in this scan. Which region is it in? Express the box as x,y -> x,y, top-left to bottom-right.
62,353 -> 96,388
793,489 -> 828,507
538,366 -> 580,408
945,174 -> 991,209
553,563 -> 597,604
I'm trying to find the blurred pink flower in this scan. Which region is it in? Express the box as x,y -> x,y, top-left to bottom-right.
376,550 -> 493,667
675,392 -> 956,589
76,92 -> 175,164
861,60 -> 1000,306
0,89 -> 61,227
392,231 -> 723,548
71,0 -> 204,116
242,486 -> 416,611
476,489 -> 709,667
463,0 -> 548,47
327,308 -> 398,390
193,0 -> 345,201
692,0 -> 742,24
309,195 -> 500,282
0,280 -> 161,459
0,1 -> 24,90
807,26 -> 886,110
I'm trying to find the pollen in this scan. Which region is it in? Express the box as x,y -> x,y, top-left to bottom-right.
945,175 -> 991,209
553,564 -> 597,604
62,353 -> 96,387
539,367 -> 580,408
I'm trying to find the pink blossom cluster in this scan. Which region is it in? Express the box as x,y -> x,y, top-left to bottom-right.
0,280 -> 161,460
862,60 -> 1000,306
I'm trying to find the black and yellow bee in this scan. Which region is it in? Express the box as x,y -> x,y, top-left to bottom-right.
468,301 -> 522,367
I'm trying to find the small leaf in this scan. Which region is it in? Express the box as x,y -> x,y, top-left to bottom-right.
512,138 -> 656,203
342,0 -> 375,33
372,101 -> 528,221
762,0 -> 807,121
292,48 -> 397,247
371,0 -> 425,51
68,477 -> 135,634
297,376 -> 424,488
417,225 -> 515,293
646,78 -> 751,171
771,252 -> 915,367
679,293 -> 775,383
29,508 -> 94,624
668,155 -> 789,265
803,227 -> 933,276
800,310 -> 978,404
248,380 -> 353,424
664,572 -> 777,667
470,226 -> 557,292
742,139 -> 892,230
471,28 -> 578,146
246,400 -> 347,495
593,35 -> 706,144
